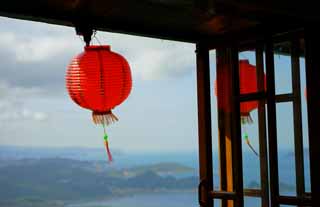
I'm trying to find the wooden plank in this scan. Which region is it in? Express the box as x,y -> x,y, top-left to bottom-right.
196,43 -> 214,207
290,37 -> 305,201
239,91 -> 266,102
243,189 -> 262,197
265,38 -> 280,207
256,45 -> 270,207
230,46 -> 244,207
210,191 -> 237,200
239,92 -> 295,103
304,26 -> 320,207
278,195 -> 312,206
211,189 -> 262,200
275,93 -> 294,102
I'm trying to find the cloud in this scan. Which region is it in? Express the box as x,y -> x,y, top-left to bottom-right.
93,33 -> 196,80
128,42 -> 195,80
0,16 -> 196,89
0,81 -> 48,122
0,32 -> 80,63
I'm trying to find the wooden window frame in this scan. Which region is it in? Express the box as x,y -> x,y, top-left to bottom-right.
197,29 -> 315,207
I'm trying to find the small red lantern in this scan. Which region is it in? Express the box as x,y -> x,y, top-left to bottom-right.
66,45 -> 132,162
238,59 -> 262,123
215,59 -> 266,156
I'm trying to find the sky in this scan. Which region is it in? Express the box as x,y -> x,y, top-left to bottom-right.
0,16 -> 310,153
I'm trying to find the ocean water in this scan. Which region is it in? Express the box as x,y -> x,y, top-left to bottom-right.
63,149 -> 309,207
0,146 -> 310,207
67,192 -> 197,207
67,192 -> 291,207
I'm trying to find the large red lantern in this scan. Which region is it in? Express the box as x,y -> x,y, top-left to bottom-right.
215,59 -> 266,156
66,45 -> 132,162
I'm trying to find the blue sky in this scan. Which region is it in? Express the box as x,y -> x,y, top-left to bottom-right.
0,17 -> 309,153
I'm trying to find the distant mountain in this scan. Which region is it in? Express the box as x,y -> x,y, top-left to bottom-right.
0,145 -> 124,161
0,158 -> 197,207
122,162 -> 194,177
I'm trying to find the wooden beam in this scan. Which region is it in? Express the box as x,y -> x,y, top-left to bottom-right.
194,0 -> 215,15
0,0 -> 207,43
205,25 -> 304,50
214,0 -> 320,24
278,195 -> 312,206
265,38 -> 280,207
211,191 -> 236,200
275,93 -> 294,103
239,92 -> 295,103
239,92 -> 266,102
304,26 -> 320,207
210,189 -> 261,200
243,189 -> 262,197
196,43 -> 213,207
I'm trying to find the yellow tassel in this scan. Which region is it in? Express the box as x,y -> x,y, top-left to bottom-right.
92,111 -> 118,125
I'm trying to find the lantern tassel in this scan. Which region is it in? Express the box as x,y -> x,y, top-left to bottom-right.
104,137 -> 113,163
243,132 -> 259,157
103,124 -> 113,163
92,111 -> 119,125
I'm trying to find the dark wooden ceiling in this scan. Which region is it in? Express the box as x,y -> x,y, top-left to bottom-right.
0,0 -> 318,43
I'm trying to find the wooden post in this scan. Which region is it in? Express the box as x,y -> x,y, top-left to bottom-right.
290,37 -> 305,201
216,48 -> 235,207
304,26 -> 320,207
229,46 -> 244,207
256,45 -> 270,207
196,43 -> 213,207
265,38 -> 280,207
216,46 -> 244,207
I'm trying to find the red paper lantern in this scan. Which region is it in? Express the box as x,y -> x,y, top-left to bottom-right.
66,45 -> 132,125
215,59 -> 266,156
66,45 -> 132,162
215,59 -> 266,124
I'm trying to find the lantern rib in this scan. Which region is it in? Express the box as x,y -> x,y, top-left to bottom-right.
75,56 -> 90,110
119,55 -> 126,105
97,50 -> 106,111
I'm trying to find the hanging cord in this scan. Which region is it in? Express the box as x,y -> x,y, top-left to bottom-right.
93,30 -> 102,45
78,35 -> 85,45
242,124 -> 259,157
102,123 -> 113,163
75,25 -> 93,46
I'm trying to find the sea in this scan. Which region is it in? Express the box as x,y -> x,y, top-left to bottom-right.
0,146 -> 311,207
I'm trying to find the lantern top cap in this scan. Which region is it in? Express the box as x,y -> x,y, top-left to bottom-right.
239,59 -> 250,64
85,45 -> 111,51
